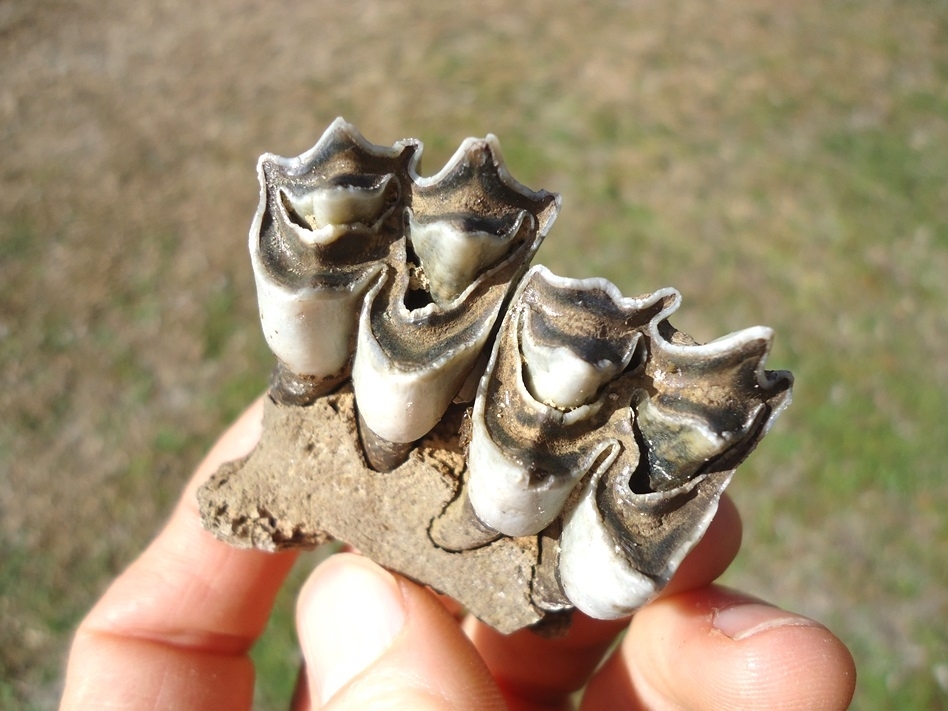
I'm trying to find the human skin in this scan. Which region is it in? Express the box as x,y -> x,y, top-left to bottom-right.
60,398 -> 856,710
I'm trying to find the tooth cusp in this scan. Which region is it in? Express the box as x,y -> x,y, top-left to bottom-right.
281,173 -> 398,244
408,209 -> 533,305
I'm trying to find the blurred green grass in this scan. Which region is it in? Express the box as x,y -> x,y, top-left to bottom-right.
2,0 -> 946,708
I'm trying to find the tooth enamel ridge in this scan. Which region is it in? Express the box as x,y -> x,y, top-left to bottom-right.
208,118 -> 793,632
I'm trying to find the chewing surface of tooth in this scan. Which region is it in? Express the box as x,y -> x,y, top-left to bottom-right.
408,210 -> 532,305
284,175 -> 395,236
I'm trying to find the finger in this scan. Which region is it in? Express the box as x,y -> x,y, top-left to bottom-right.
463,493 -> 743,710
581,585 -> 857,711
428,588 -> 468,622
464,612 -> 627,711
61,397 -> 299,711
296,553 -> 506,710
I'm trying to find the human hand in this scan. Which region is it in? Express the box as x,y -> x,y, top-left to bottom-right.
60,398 -> 856,710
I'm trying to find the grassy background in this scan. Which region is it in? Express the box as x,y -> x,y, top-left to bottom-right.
2,0 -> 946,708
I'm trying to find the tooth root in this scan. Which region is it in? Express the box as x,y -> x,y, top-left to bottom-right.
531,528 -> 572,614
357,409 -> 414,472
268,360 -> 349,407
429,489 -> 502,552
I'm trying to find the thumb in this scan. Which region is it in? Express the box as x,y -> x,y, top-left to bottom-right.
296,553 -> 506,711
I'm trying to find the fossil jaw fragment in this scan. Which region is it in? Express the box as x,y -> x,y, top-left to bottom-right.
218,119 -> 795,633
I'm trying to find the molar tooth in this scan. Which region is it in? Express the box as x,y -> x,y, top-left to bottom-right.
558,307 -> 793,619
351,136 -> 559,452
634,323 -> 793,491
249,118 -> 418,398
352,225 -> 543,446
462,266 -> 671,539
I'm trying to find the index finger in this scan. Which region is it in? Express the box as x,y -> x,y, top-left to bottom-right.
60,397 -> 299,711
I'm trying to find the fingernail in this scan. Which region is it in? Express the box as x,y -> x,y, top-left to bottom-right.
712,603 -> 821,641
298,556 -> 406,705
